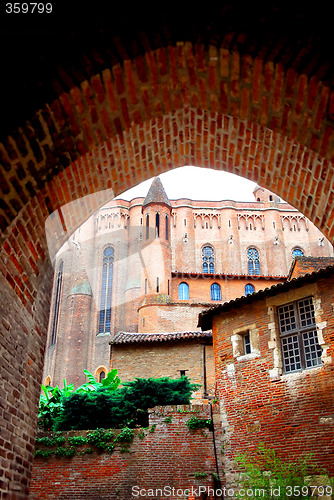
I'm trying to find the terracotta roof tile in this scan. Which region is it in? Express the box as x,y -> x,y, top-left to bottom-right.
198,264 -> 334,331
111,331 -> 212,344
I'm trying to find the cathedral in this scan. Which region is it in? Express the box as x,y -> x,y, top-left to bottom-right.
42,177 -> 334,397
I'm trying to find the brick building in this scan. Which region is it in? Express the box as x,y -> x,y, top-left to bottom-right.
42,177 -> 333,394
3,5 -> 334,497
198,258 -> 334,483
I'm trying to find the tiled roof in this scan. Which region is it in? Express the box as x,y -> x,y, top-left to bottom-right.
111,331 -> 212,344
287,256 -> 334,280
198,264 -> 334,331
172,271 -> 287,280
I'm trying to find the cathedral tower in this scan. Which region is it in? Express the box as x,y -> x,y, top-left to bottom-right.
138,177 -> 173,332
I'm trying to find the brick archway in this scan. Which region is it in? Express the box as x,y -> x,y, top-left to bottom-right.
1,4 -> 334,497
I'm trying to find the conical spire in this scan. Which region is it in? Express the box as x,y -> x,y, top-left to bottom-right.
143,176 -> 171,208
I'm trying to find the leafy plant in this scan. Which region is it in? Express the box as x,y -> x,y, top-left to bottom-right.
235,443 -> 332,500
114,427 -> 134,443
53,376 -> 199,431
186,416 -> 212,430
38,369 -> 121,431
105,444 -> 115,453
76,369 -> 121,393
38,380 -> 74,431
86,428 -> 114,449
35,436 -> 56,446
68,436 -> 87,446
164,416 -> 172,423
54,446 -> 76,457
34,449 -> 54,458
194,471 -> 208,478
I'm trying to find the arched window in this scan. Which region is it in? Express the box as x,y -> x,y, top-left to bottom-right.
99,371 -> 106,383
248,247 -> 260,275
202,245 -> 214,273
178,282 -> 189,300
292,247 -> 304,258
211,283 -> 221,301
245,283 -> 255,296
98,247 -> 114,334
50,260 -> 64,345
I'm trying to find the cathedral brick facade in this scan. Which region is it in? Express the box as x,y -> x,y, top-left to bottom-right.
198,263 -> 334,484
42,178 -> 333,394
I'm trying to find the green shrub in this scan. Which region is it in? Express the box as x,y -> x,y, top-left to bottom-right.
54,376 -> 199,431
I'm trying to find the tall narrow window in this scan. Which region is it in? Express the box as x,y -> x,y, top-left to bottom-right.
245,283 -> 255,296
98,247 -> 114,334
156,277 -> 159,293
243,333 -> 251,354
155,213 -> 160,238
247,247 -> 260,275
146,214 -> 150,239
50,260 -> 64,345
178,282 -> 189,300
166,215 -> 169,240
145,278 -> 148,294
211,283 -> 221,301
278,297 -> 322,373
99,371 -> 106,382
202,245 -> 214,273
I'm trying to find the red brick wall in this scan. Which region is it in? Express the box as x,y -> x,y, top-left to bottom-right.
2,7 -> 334,498
212,276 -> 334,486
29,405 -> 223,500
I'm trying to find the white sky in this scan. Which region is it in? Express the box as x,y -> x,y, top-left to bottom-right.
117,166 -> 258,202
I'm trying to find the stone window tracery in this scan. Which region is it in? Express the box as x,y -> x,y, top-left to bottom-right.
245,283 -> 255,296
292,247 -> 304,258
247,247 -> 260,275
202,245 -> 214,273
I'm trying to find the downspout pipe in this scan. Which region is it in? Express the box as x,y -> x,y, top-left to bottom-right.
210,401 -> 223,499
